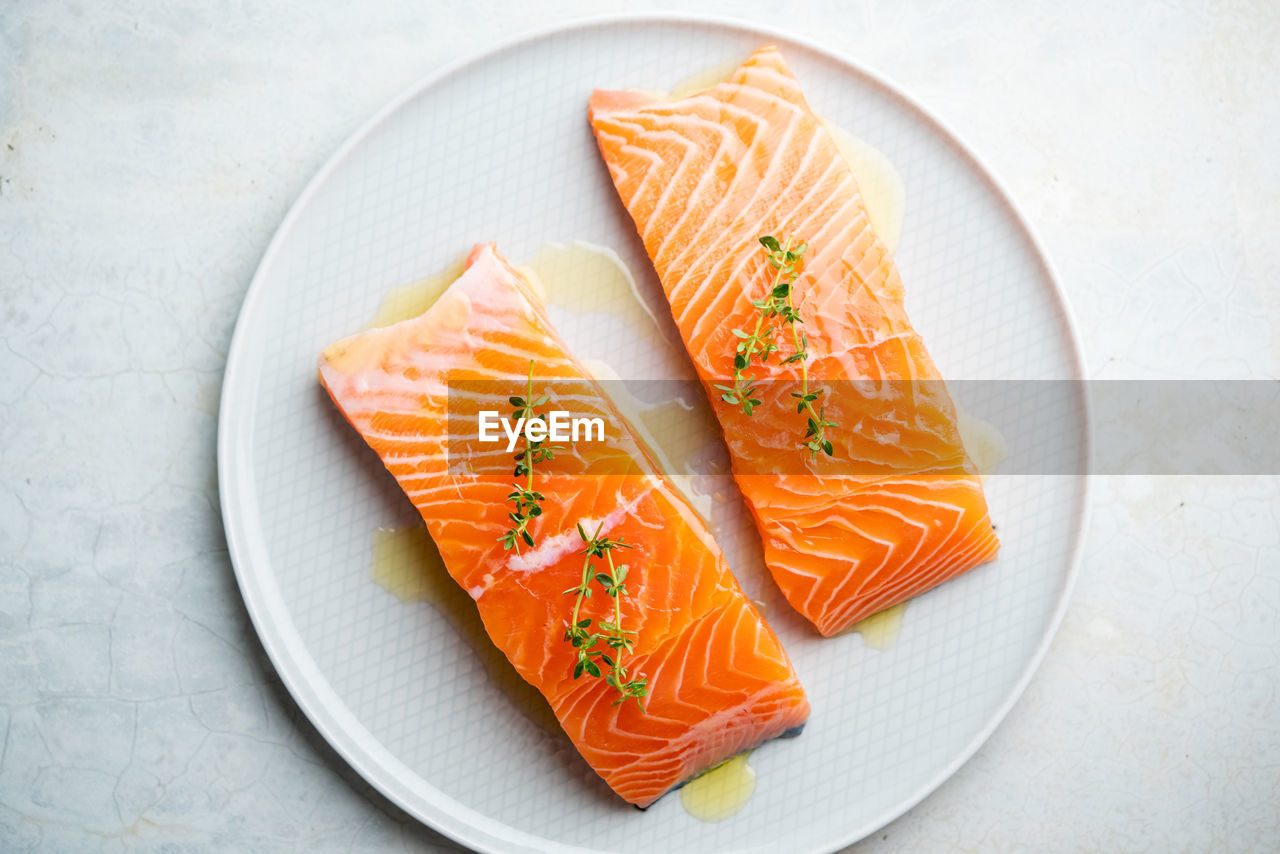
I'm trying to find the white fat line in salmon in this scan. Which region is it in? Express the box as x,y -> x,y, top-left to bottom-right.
503,486 -> 653,576
477,410 -> 607,452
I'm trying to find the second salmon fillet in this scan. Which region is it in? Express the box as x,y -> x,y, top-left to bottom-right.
588,47 -> 1000,637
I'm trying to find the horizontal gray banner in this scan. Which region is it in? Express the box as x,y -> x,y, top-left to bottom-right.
442,379 -> 1279,476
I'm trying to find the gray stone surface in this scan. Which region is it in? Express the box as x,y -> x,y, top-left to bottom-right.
2,1 -> 1277,851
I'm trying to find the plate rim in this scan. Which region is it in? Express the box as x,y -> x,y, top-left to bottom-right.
216,12 -> 1093,854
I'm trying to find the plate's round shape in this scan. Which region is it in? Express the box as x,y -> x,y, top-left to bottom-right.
218,14 -> 1090,854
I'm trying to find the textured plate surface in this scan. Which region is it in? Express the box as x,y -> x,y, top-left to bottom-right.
218,15 -> 1089,854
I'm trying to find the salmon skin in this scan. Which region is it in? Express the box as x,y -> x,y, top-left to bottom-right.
588,47 -> 999,637
318,243 -> 809,807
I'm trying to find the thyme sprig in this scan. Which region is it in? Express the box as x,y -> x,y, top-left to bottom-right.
714,313 -> 777,416
756,236 -> 836,459
720,235 -> 836,459
499,361 -> 563,553
562,521 -> 649,710
715,237 -> 807,416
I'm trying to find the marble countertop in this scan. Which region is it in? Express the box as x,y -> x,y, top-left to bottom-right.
2,1 -> 1277,851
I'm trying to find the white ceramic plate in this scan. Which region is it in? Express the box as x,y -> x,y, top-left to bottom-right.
218,15 -> 1090,854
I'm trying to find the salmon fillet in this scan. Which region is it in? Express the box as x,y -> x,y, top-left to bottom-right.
318,243 -> 809,807
588,47 -> 1000,637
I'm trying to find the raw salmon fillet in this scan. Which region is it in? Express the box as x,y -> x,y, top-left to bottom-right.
588,47 -> 999,637
318,243 -> 809,807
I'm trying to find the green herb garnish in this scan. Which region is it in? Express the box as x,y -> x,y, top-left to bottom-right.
757,236 -> 836,459
714,247 -> 784,415
499,361 -> 563,552
562,521 -> 649,710
718,235 -> 835,459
